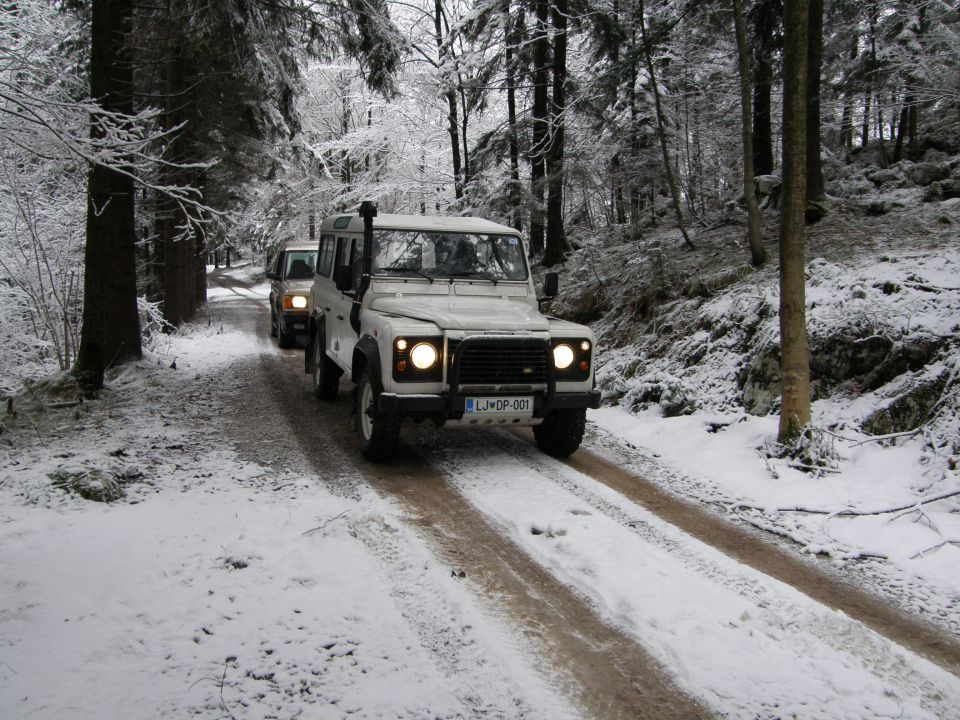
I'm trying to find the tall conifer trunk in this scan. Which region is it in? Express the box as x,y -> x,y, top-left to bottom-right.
74,0 -> 142,393
528,0 -> 549,257
504,2 -> 523,231
749,0 -> 779,177
733,0 -> 766,266
160,31 -> 194,325
804,0 -> 826,221
778,0 -> 812,442
544,0 -> 569,267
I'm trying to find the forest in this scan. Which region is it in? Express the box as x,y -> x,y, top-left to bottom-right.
1,0 -> 958,419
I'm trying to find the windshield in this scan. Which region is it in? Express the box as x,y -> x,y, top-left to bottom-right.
284,250 -> 316,279
371,230 -> 528,282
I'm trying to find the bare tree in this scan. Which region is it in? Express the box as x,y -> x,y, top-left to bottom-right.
636,0 -> 695,251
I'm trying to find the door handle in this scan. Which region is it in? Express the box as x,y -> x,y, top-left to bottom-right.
336,314 -> 345,321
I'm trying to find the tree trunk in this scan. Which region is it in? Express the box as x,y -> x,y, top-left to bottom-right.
733,0 -> 766,267
628,42 -> 643,235
544,0 -> 569,267
435,0 -> 463,200
838,28 -> 858,155
528,0 -> 549,257
750,0 -> 779,177
637,0 -> 695,250
861,92 -> 871,147
160,33 -> 196,326
804,0 -> 827,222
74,0 -> 142,394
504,2 -> 523,231
778,0 -> 812,443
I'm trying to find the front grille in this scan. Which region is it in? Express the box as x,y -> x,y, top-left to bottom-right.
448,338 -> 549,385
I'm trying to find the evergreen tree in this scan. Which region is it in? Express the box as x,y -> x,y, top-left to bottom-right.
74,0 -> 141,393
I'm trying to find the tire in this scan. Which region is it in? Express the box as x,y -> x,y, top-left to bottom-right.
277,310 -> 295,349
269,304 -> 278,338
533,408 -> 586,458
355,368 -> 400,462
311,332 -> 340,401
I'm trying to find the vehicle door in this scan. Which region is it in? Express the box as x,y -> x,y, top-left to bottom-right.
312,234 -> 338,353
269,251 -> 285,311
330,234 -> 363,368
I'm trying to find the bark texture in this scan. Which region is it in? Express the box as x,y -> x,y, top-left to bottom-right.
778,0 -> 812,441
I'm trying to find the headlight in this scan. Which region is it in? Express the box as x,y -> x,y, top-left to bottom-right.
283,295 -> 308,310
552,343 -> 575,370
410,342 -> 438,370
393,336 -> 443,382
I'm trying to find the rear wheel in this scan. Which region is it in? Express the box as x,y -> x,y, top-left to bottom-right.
355,368 -> 400,462
311,332 -> 340,400
533,408 -> 586,458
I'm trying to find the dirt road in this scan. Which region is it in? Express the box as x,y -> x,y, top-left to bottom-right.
209,269 -> 960,719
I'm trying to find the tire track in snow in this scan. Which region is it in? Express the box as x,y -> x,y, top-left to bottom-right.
361,444 -> 717,720
431,427 -> 960,717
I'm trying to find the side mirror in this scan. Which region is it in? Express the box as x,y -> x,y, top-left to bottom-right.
543,272 -> 559,298
334,264 -> 353,293
266,270 -> 279,281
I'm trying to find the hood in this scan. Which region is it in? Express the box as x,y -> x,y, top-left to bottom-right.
371,295 -> 549,332
282,279 -> 313,293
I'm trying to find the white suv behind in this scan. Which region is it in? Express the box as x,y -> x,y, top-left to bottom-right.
305,202 -> 599,462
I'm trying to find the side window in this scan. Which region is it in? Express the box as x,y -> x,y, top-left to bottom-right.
317,234 -> 335,277
272,252 -> 285,277
335,237 -> 349,269
350,237 -> 364,292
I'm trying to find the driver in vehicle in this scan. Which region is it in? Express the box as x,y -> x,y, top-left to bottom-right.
435,235 -> 477,274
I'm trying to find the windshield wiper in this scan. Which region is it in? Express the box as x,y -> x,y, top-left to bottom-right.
447,271 -> 499,285
381,268 -> 434,283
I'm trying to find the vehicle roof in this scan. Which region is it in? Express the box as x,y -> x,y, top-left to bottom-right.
281,239 -> 317,251
319,212 -> 520,236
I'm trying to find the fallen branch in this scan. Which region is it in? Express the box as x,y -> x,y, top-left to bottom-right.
715,487 -> 960,517
303,510 -> 349,536
911,539 -> 960,560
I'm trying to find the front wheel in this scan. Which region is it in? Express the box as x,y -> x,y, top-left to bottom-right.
277,314 -> 296,349
355,368 -> 400,462
311,333 -> 340,400
533,408 -> 586,458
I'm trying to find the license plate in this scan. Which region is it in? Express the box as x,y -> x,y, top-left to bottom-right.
465,397 -> 533,415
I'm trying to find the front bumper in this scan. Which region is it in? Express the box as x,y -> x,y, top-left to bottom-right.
379,333 -> 599,420
378,389 -> 601,417
280,310 -> 309,335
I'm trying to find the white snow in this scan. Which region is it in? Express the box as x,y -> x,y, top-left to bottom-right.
2,259 -> 959,719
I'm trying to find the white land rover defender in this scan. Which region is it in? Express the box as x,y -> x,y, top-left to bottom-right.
305,202 -> 600,462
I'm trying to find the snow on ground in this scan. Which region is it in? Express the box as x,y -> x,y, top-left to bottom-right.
2,260 -> 959,719
0,268 -> 576,720
424,429 -> 960,719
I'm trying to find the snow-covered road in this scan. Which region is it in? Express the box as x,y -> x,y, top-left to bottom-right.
1,263 -> 958,719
